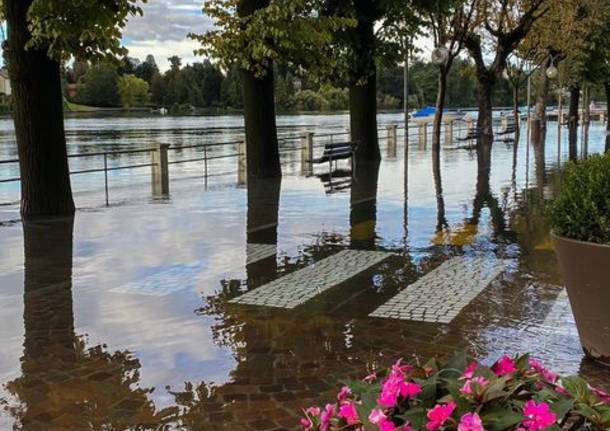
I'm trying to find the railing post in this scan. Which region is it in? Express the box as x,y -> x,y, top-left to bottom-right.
466,118 -> 474,145
151,143 -> 170,198
301,132 -> 314,176
418,123 -> 427,149
444,121 -> 453,146
238,140 -> 247,186
386,124 -> 397,158
103,153 -> 109,206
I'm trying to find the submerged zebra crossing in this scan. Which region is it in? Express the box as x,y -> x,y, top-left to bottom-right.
233,251 -> 509,324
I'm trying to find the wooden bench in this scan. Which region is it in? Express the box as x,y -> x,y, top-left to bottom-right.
312,141 -> 358,166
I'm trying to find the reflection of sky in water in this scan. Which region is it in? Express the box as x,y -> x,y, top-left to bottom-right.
0,113 -> 608,425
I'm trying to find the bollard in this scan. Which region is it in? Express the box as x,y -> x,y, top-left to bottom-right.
238,140 -> 247,186
151,143 -> 170,198
386,125 -> 397,158
501,117 -> 508,131
301,132 -> 314,176
418,123 -> 427,149
444,121 -> 453,145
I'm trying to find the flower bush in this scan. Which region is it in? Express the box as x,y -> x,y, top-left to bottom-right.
299,353 -> 610,431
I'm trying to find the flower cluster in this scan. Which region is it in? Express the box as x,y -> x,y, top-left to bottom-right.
299,353 -> 610,431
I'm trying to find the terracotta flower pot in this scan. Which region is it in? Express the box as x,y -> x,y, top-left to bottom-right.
552,232 -> 610,366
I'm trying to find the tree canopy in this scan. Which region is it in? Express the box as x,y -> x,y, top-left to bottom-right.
0,0 -> 146,61
190,0 -> 353,78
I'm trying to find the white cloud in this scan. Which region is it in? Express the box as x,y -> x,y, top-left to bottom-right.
123,0 -> 213,71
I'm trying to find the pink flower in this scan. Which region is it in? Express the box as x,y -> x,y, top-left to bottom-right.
493,355 -> 518,376
338,402 -> 360,425
364,372 -> 378,383
320,404 -> 335,431
528,358 -> 558,383
369,408 -> 386,425
390,358 -> 413,377
522,400 -> 556,431
458,413 -> 485,431
462,362 -> 480,380
590,385 -> 610,404
426,402 -> 457,431
337,386 -> 352,403
306,407 -> 321,417
378,376 -> 422,407
299,417 -> 312,429
460,376 -> 490,395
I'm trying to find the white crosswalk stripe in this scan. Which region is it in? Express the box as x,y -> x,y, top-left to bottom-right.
370,256 -> 509,323
231,249 -> 394,309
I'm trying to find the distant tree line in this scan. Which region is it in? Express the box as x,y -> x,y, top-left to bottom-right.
63,53 -> 528,113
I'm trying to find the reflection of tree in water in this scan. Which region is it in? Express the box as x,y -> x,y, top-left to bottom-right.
350,161 -> 380,250
3,218 -> 172,430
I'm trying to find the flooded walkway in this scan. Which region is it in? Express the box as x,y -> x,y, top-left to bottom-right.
0,116 -> 609,430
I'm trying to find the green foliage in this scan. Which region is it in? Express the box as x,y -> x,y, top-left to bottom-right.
303,352 -> 610,431
547,154 -> 610,245
117,75 -> 150,109
135,55 -> 160,84
293,90 -> 330,111
189,0 -> 355,78
76,64 -> 120,107
24,0 -> 146,61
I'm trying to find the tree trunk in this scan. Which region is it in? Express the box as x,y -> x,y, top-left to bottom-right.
241,68 -> 281,178
349,79 -> 380,162
531,63 -> 550,145
348,0 -> 380,163
238,0 -> 281,179
568,86 -> 580,161
476,74 -> 495,154
432,68 -> 448,154
477,75 -> 495,143
5,0 -> 75,216
605,82 -> 610,153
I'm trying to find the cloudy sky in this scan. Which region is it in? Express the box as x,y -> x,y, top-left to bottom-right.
123,0 -> 213,72
123,0 -> 433,72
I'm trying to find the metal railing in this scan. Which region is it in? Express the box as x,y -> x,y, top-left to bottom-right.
0,122 -> 462,207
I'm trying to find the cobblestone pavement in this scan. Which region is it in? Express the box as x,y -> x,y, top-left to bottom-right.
247,243 -> 278,265
110,264 -> 201,296
231,250 -> 394,309
370,256 -> 509,323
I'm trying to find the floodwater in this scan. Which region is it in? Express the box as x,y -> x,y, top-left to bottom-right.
0,113 -> 608,430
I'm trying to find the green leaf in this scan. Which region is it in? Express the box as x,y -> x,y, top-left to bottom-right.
482,408 -> 523,431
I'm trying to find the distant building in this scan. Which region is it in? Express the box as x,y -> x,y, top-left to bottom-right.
0,69 -> 11,96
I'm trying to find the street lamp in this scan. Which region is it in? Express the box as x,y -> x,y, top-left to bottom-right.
431,46 -> 449,65
546,64 -> 559,80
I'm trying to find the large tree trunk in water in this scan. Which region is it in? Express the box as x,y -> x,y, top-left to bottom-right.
605,82 -> 610,153
241,68 -> 281,178
5,0 -> 75,216
568,86 -> 580,161
432,68 -> 448,153
349,0 -> 380,163
476,74 -> 495,152
350,78 -> 380,162
238,0 -> 280,178
531,62 -> 550,145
